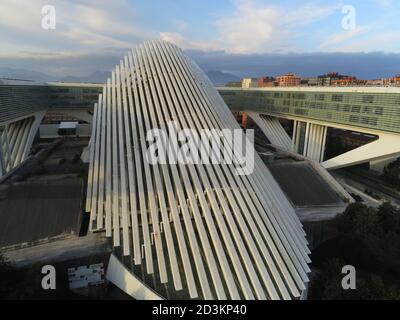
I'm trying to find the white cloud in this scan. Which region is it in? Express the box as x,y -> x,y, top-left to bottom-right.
162,0 -> 341,54
59,27 -> 133,48
283,2 -> 343,27
328,31 -> 400,52
0,0 -> 153,52
0,51 -> 86,60
0,0 -> 397,65
318,26 -> 371,50
371,0 -> 395,9
214,0 -> 280,53
160,32 -> 219,51
172,19 -> 188,31
217,0 -> 342,53
0,0 -> 45,32
69,3 -> 153,40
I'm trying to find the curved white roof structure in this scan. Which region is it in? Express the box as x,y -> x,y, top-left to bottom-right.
85,40 -> 310,300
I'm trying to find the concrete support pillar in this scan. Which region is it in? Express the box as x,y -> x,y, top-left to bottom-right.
323,132 -> 400,170
306,123 -> 327,162
369,156 -> 397,173
1,124 -> 13,172
241,112 -> 254,129
0,127 -> 6,176
292,120 -> 299,152
0,111 -> 45,178
22,111 -> 46,160
247,112 -> 293,150
293,121 -> 327,162
106,254 -> 163,300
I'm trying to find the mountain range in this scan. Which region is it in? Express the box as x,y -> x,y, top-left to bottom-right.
0,67 -> 239,86
0,67 -> 109,84
0,67 -> 56,82
204,70 -> 240,86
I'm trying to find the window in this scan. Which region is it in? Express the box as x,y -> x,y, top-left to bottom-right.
342,105 -> 351,112
349,115 -> 359,122
295,108 -> 308,115
362,106 -> 372,114
373,107 -> 383,115
332,94 -> 344,102
292,93 -> 305,99
362,95 -> 374,103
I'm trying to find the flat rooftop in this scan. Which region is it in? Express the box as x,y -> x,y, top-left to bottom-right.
267,160 -> 342,207
256,142 -> 350,221
0,179 -> 83,248
218,86 -> 400,93
0,140 -> 89,250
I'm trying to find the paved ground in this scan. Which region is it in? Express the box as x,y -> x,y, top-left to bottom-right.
333,170 -> 400,208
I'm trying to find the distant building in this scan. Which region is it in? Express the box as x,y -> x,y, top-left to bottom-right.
312,73 -> 344,87
331,76 -> 367,86
242,77 -> 259,88
301,74 -> 341,87
366,79 -> 384,86
302,78 -> 318,86
225,81 -> 242,88
383,75 -> 400,87
276,73 -> 301,87
258,76 -> 276,87
241,112 -> 254,129
303,72 -> 364,87
317,73 -> 335,86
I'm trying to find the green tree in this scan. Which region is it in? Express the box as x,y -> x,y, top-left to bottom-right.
310,202 -> 400,300
382,159 -> 400,188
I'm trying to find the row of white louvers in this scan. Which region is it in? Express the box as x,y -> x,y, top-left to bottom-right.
86,40 -> 311,300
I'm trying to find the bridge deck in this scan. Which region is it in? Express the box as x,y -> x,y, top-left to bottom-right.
219,87 -> 400,135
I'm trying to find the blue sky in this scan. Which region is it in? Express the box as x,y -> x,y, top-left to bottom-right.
0,0 -> 399,78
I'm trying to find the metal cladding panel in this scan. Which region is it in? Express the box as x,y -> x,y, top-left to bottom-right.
0,85 -> 50,124
86,40 -> 310,300
248,112 -> 293,150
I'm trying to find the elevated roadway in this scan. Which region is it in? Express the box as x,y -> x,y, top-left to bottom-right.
219,86 -> 400,169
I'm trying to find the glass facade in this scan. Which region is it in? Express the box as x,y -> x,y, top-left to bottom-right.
1,83 -> 103,124
49,85 -> 103,109
219,89 -> 400,134
3,83 -> 399,136
0,85 -> 50,123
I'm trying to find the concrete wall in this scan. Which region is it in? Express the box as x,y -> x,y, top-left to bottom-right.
39,124 -> 92,139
